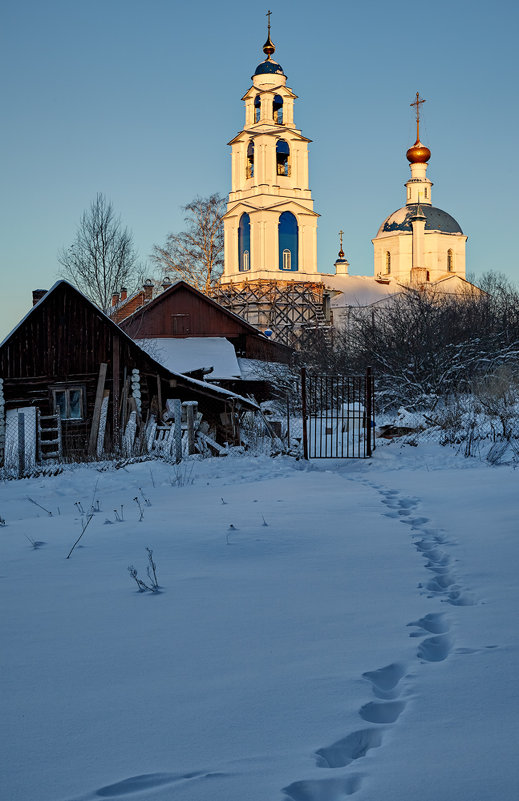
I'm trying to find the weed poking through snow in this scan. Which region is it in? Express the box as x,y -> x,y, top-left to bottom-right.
66,514 -> 94,559
139,488 -> 152,507
24,534 -> 46,550
27,496 -> 52,516
134,497 -> 144,521
170,463 -> 195,487
128,548 -> 160,593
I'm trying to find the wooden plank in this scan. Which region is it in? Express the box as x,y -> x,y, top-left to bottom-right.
88,362 -> 107,456
96,390 -> 110,458
112,335 -> 120,452
184,402 -> 196,455
156,374 -> 162,423
197,431 -> 226,455
173,399 -> 182,464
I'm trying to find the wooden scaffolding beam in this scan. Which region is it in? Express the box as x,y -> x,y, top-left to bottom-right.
211,280 -> 332,347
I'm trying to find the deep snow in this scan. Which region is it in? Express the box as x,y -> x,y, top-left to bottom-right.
1,443 -> 518,801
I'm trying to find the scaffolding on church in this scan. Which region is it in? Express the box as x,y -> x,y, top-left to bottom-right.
211,280 -> 333,348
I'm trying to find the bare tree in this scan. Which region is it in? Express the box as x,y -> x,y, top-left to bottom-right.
151,194 -> 225,293
58,193 -> 141,310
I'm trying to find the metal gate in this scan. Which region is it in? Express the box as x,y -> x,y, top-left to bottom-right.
301,368 -> 375,458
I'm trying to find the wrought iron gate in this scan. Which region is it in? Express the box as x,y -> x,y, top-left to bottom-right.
301,368 -> 375,458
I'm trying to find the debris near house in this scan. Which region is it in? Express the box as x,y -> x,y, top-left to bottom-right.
377,424 -> 419,439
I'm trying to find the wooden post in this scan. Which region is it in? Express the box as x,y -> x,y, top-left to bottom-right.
156,374 -> 163,423
89,363 -> 107,456
96,390 -> 110,458
17,411 -> 25,477
286,393 -> 290,449
301,367 -> 309,460
184,402 -> 196,455
112,335 -> 120,453
173,399 -> 182,464
0,378 -> 6,464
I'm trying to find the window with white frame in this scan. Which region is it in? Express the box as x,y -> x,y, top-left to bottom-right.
52,385 -> 85,420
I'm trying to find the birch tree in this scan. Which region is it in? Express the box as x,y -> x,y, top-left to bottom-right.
58,193 -> 141,310
151,194 -> 225,293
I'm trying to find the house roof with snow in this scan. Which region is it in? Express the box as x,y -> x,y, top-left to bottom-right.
137,337 -> 242,381
0,281 -> 258,410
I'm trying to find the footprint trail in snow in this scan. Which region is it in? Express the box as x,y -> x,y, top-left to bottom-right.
281,478 -> 479,800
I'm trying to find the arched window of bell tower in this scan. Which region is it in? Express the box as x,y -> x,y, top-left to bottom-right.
246,140 -> 254,179
447,249 -> 454,272
273,95 -> 283,124
279,212 -> 298,271
238,213 -> 251,272
276,140 -> 290,177
385,251 -> 391,274
254,95 -> 261,123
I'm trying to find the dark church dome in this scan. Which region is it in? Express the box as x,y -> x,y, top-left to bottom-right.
253,59 -> 285,78
377,205 -> 463,237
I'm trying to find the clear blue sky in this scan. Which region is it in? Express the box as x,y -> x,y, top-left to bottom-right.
1,0 -> 518,339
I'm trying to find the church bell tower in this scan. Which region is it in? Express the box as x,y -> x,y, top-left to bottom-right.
220,14 -> 320,284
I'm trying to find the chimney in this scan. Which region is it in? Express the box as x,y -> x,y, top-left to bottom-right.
120,287 -> 127,302
111,291 -> 120,307
143,279 -> 154,301
32,289 -> 47,306
162,275 -> 172,292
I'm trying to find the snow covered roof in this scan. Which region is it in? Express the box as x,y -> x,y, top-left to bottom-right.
325,275 -> 400,308
0,281 -> 258,410
376,205 -> 464,238
137,337 -> 242,380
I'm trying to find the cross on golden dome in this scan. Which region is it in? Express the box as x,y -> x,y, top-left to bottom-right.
406,91 -> 431,164
410,92 -> 426,142
263,10 -> 275,59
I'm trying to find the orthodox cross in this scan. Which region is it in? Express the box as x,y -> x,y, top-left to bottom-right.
267,9 -> 272,33
410,92 -> 426,140
338,229 -> 344,257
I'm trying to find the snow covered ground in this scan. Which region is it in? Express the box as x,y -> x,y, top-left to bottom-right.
1,442 -> 518,801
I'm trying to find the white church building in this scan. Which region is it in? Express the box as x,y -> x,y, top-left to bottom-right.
219,18 -> 478,334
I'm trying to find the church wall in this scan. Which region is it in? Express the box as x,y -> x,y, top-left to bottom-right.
373,231 -> 467,284
425,233 -> 467,282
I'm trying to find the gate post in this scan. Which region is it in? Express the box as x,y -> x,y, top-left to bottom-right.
301,367 -> 309,460
365,367 -> 373,458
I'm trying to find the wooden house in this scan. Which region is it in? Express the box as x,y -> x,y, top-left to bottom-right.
0,281 -> 257,466
113,279 -> 293,399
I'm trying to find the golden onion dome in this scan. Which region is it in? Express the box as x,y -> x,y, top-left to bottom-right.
406,138 -> 431,164
263,32 -> 275,58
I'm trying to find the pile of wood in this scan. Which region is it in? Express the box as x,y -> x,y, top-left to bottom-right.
121,400 -> 228,461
